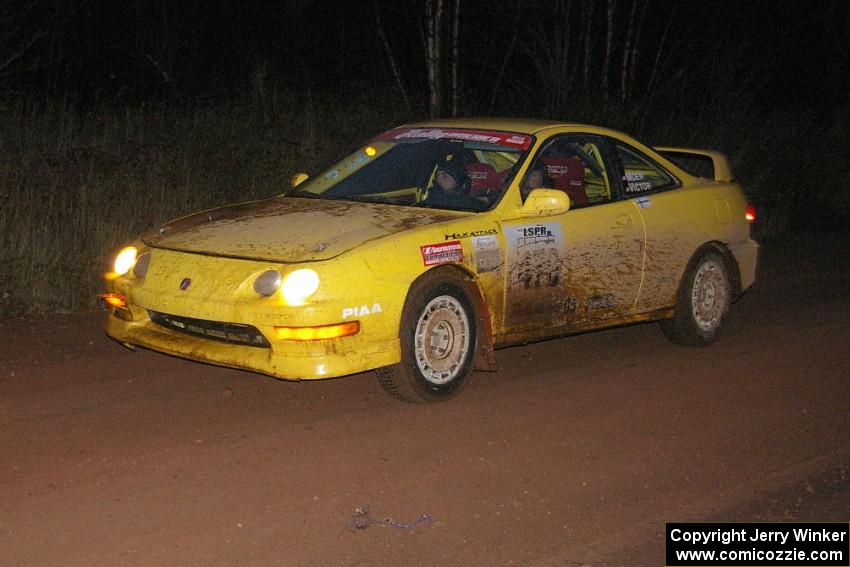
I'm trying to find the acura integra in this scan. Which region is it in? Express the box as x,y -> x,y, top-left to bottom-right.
101,119 -> 758,402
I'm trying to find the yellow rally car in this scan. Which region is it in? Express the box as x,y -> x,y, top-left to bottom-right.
101,119 -> 758,403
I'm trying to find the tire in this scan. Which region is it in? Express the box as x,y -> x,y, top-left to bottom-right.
660,251 -> 731,346
376,279 -> 477,403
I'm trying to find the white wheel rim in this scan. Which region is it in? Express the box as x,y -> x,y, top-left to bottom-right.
691,259 -> 728,332
414,295 -> 471,385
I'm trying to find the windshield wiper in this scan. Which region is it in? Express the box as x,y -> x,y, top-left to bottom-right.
285,189 -> 324,199
286,190 -> 350,200
345,195 -> 394,204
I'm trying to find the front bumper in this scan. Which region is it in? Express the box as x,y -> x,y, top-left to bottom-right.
105,308 -> 400,380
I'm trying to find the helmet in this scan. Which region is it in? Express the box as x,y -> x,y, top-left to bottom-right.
435,159 -> 471,193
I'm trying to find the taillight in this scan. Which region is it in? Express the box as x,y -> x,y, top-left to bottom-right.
745,204 -> 756,224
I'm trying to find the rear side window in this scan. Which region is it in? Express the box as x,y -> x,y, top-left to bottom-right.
616,144 -> 677,194
656,150 -> 714,179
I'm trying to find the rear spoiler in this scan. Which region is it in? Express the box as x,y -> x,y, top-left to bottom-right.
653,146 -> 734,182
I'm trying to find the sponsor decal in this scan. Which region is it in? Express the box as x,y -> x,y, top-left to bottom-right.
624,171 -> 652,193
373,128 -> 532,150
472,234 -> 501,273
546,164 -> 570,176
421,240 -> 463,266
444,227 -> 498,240
394,128 -> 501,144
505,222 -> 566,323
558,296 -> 578,314
514,224 -> 559,248
342,303 -> 382,319
585,293 -> 615,312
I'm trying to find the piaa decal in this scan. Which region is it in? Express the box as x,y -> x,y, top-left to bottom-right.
342,304 -> 382,319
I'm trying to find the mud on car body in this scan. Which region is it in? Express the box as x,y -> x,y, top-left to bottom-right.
102,119 -> 758,403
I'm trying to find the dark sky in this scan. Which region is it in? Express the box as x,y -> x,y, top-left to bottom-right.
2,0 -> 846,117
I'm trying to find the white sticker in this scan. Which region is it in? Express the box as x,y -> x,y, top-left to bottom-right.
505,222 -> 566,323
472,235 -> 501,273
342,303 -> 382,319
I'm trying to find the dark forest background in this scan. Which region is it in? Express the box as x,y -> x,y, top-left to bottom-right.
1,0 -> 848,315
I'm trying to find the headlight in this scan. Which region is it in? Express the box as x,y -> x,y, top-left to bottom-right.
113,246 -> 138,276
253,270 -> 282,296
281,269 -> 319,305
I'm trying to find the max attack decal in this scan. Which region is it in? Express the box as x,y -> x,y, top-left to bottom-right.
444,228 -> 498,240
342,304 -> 382,318
420,240 -> 463,266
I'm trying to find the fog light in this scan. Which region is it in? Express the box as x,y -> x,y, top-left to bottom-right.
99,293 -> 127,310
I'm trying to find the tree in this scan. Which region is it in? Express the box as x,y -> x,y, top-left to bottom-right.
0,0 -> 81,79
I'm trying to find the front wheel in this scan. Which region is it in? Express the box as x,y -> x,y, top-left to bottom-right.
376,279 -> 477,403
661,251 -> 731,346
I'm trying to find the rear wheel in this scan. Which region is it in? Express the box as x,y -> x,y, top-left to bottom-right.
376,279 -> 477,403
661,251 -> 731,346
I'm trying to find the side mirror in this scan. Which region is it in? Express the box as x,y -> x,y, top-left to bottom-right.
290,172 -> 310,188
520,189 -> 570,217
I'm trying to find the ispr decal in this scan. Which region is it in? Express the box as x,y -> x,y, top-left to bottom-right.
420,240 -> 463,266
505,222 -> 566,323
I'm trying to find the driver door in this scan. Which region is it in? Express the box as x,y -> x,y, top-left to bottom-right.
501,134 -> 645,333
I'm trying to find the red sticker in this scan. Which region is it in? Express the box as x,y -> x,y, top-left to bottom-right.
421,240 -> 463,266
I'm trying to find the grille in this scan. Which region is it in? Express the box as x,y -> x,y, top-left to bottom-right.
149,311 -> 270,348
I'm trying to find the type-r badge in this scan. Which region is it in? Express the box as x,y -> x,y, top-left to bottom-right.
179,278 -> 192,290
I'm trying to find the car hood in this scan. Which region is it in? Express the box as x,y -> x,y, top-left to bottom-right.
142,196 -> 464,263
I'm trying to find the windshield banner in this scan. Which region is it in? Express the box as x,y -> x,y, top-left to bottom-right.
374,128 -> 532,150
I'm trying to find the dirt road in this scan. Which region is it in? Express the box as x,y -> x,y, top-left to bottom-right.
1,233 -> 848,566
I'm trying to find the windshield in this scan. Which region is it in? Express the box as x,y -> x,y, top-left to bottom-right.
293,127 -> 534,212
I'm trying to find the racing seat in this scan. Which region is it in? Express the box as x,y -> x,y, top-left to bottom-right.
541,156 -> 589,206
465,162 -> 500,197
